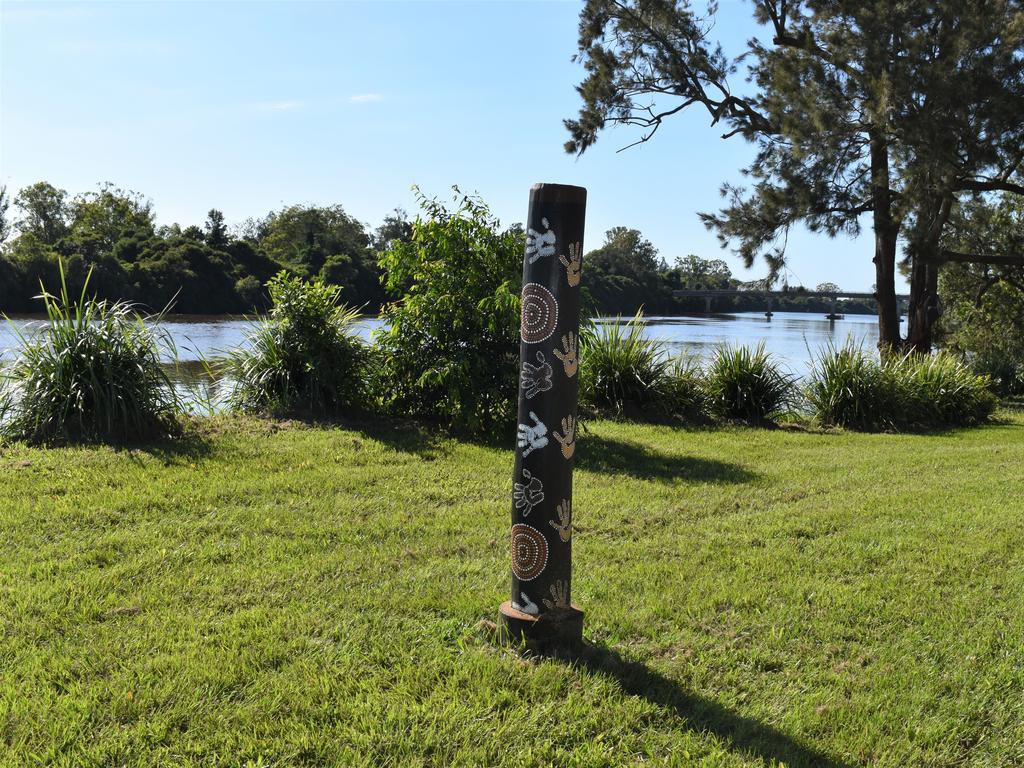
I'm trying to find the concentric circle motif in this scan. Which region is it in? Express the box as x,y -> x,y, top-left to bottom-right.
510,524 -> 549,581
520,283 -> 558,344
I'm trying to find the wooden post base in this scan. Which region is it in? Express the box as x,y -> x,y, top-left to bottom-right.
499,601 -> 584,651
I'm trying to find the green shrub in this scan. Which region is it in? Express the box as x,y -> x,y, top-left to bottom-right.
807,343 -> 996,430
373,188 -> 522,433
226,272 -> 368,415
970,348 -> 1024,398
705,343 -> 796,424
0,265 -> 183,444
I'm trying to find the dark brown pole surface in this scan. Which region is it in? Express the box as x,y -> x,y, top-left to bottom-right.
499,183 -> 586,649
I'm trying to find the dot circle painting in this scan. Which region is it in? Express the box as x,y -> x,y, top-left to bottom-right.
510,523 -> 549,581
520,283 -> 558,343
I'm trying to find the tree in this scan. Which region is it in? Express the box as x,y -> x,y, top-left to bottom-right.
256,204 -> 369,278
816,282 -> 841,294
14,182 -> 70,246
0,186 -> 11,247
583,226 -> 671,313
937,194 -> 1024,393
672,254 -> 733,289
372,208 -> 413,252
67,183 -> 155,253
566,0 -> 1024,352
204,209 -> 229,250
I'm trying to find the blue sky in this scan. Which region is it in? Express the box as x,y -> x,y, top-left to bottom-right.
1,0 -> 897,291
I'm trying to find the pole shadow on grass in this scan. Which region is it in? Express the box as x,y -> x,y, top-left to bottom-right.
564,641 -> 851,768
576,434 -> 757,484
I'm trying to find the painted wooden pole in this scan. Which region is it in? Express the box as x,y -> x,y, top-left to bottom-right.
499,183 -> 586,649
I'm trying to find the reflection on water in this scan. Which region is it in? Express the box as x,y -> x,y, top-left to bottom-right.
1,311 -> 879,409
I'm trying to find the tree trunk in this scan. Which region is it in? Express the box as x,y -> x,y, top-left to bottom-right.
906,196 -> 952,354
870,131 -> 902,353
906,254 -> 940,353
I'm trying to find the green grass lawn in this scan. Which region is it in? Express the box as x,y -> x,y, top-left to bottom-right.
2,413 -> 1024,767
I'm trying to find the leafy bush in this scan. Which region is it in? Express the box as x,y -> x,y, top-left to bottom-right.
373,188 -> 522,433
0,265 -> 183,444
807,343 -> 996,430
580,313 -> 670,414
226,272 -> 368,415
705,343 -> 796,424
970,348 -> 1024,398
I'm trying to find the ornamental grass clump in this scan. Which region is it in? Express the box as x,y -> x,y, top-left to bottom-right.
806,343 -> 898,431
891,351 -> 996,428
226,272 -> 368,416
705,342 -> 796,424
578,312 -> 708,422
0,266 -> 183,444
807,343 -> 995,430
579,312 -> 671,416
656,354 -> 709,422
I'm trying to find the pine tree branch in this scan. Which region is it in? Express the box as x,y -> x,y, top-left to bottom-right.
936,249 -> 1024,267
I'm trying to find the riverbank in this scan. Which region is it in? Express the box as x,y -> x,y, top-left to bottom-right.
3,413 -> 1023,765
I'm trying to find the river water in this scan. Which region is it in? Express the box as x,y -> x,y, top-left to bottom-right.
0,311 -> 882,409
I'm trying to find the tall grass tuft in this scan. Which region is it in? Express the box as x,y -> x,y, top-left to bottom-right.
807,343 -> 996,430
705,342 -> 796,424
806,343 -> 897,431
891,351 -> 996,428
225,272 -> 368,416
657,354 -> 709,422
579,311 -> 671,416
0,265 -> 183,444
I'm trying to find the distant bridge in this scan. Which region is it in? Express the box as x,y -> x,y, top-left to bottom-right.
672,289 -> 910,319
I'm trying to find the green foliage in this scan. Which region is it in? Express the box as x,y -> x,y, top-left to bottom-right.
807,343 -> 996,430
938,194 -> 1024,395
705,343 -> 796,424
373,188 -> 522,433
656,354 -> 709,423
0,264 -> 183,444
226,272 -> 368,416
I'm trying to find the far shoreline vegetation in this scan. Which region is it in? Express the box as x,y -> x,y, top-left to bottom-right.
0,181 -> 881,319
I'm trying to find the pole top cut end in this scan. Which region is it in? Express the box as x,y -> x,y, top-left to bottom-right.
529,183 -> 587,206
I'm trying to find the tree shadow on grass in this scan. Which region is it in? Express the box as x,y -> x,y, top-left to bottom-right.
564,640 -> 851,768
118,428 -> 216,465
576,434 -> 756,484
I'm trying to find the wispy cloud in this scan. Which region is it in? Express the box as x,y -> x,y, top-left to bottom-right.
349,93 -> 384,104
251,100 -> 305,112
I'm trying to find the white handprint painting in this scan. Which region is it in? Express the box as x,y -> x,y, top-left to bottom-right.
512,591 -> 539,616
525,217 -> 556,264
517,411 -> 548,457
513,468 -> 544,516
520,351 -> 553,399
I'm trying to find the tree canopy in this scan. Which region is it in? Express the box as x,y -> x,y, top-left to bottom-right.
567,0 -> 1024,350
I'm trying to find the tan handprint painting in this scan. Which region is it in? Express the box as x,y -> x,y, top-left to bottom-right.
549,499 -> 572,542
543,580 -> 570,610
558,242 -> 582,287
552,333 -> 577,378
552,415 -> 576,459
